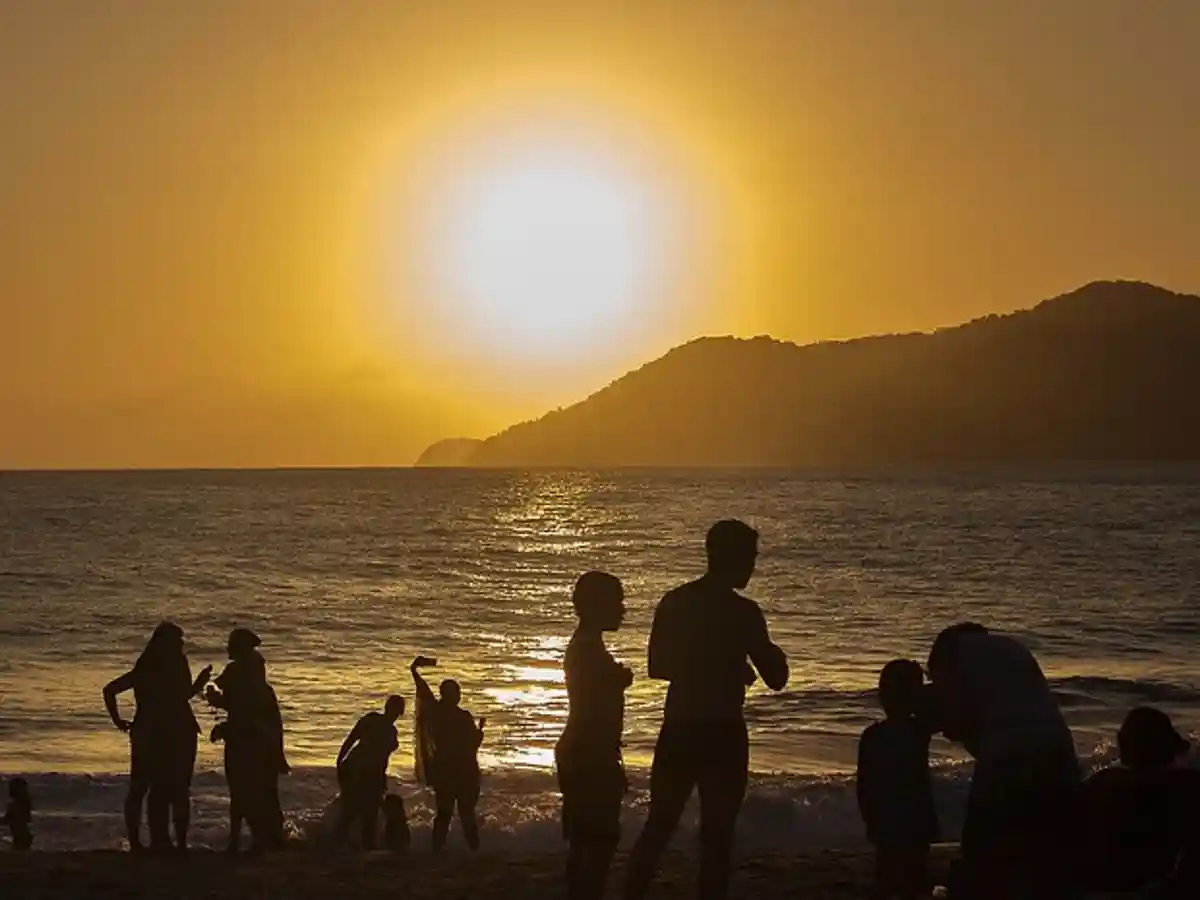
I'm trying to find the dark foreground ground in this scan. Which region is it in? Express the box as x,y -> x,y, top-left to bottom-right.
0,848 -> 954,899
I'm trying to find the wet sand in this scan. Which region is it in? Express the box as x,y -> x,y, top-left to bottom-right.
0,848 -> 951,898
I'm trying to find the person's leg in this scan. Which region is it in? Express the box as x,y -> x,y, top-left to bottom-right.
172,732 -> 198,851
432,786 -> 454,852
124,779 -> 149,852
695,722 -> 749,900
624,723 -> 698,900
459,778 -> 482,851
359,792 -> 382,850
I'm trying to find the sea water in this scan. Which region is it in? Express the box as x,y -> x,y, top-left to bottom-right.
1,467 -> 1197,850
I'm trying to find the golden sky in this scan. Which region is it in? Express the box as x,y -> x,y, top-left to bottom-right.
3,1 -> 1198,468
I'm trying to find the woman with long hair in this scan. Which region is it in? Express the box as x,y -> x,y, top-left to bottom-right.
102,621 -> 211,852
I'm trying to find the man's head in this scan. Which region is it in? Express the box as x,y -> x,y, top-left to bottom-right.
926,622 -> 988,683
879,659 -> 925,719
384,694 -> 406,722
439,679 -> 462,707
705,519 -> 759,589
572,571 -> 625,632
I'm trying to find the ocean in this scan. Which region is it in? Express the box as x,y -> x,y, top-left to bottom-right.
2,467 -> 1198,851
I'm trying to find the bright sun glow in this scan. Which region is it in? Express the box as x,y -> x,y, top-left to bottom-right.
422,140 -> 676,366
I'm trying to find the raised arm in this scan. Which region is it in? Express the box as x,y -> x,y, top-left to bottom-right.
410,659 -> 437,706
746,602 -> 788,691
102,671 -> 137,732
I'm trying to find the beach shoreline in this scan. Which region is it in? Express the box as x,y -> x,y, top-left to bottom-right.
0,847 -> 953,899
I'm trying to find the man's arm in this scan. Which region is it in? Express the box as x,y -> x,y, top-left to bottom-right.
336,719 -> 364,769
746,602 -> 788,691
646,595 -> 679,682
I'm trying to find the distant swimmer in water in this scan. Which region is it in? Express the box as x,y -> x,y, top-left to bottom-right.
206,628 -> 290,853
102,621 -> 211,853
556,571 -> 633,900
4,777 -> 33,851
411,656 -> 485,851
624,520 -> 789,900
334,695 -> 405,850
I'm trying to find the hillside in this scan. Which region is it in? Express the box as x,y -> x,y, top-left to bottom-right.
431,281 -> 1200,467
414,437 -> 484,467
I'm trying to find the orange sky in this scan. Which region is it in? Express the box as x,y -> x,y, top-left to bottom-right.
2,2 -> 1198,468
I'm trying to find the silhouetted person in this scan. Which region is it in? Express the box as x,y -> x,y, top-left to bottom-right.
102,621 -> 211,853
334,694 -> 405,849
411,656 -> 485,851
206,628 -> 290,853
926,623 -> 1080,900
556,572 -> 633,900
382,794 -> 411,853
624,520 -> 789,900
1080,707 -> 1200,894
857,659 -> 938,900
4,778 -> 32,851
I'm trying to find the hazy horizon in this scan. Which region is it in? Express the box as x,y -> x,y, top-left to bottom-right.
4,2 -> 1200,468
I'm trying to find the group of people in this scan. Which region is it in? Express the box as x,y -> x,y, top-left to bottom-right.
4,517 -> 1195,900
102,625 -> 289,854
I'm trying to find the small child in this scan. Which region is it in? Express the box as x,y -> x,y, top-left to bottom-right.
4,778 -> 33,851
857,659 -> 938,900
382,793 -> 410,853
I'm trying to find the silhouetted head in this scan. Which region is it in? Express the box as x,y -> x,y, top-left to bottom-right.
705,519 -> 759,589
1118,707 -> 1191,770
926,622 -> 989,683
384,694 -> 406,722
227,627 -> 262,660
9,777 -> 30,805
439,679 -> 462,707
879,659 -> 925,719
572,571 -> 625,632
150,621 -> 184,651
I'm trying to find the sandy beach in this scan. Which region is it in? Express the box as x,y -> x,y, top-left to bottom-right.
0,848 -> 950,899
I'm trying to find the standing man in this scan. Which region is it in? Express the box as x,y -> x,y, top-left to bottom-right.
624,520 -> 789,900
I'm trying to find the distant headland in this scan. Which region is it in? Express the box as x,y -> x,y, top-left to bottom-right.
415,281 -> 1200,467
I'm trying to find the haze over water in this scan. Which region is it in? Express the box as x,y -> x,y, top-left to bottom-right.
2,467 -> 1197,849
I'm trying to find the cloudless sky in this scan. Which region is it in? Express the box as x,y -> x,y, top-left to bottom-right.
2,1 -> 1198,467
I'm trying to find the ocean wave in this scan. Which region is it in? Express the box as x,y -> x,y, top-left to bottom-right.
1049,675 -> 1200,706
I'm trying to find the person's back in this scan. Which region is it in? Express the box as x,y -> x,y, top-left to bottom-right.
652,578 -> 780,725
342,711 -> 400,785
434,704 -> 482,776
950,632 -> 1074,767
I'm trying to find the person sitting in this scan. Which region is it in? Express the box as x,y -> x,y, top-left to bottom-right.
411,656 -> 485,851
334,695 -> 405,850
857,659 -> 939,900
4,777 -> 32,851
382,793 -> 411,853
1081,707 -> 1200,894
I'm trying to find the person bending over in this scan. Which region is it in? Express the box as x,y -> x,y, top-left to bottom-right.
335,694 -> 405,850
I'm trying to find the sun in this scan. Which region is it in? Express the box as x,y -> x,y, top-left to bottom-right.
418,137 -> 678,368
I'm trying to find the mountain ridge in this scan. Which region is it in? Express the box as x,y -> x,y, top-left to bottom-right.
416,281 -> 1200,467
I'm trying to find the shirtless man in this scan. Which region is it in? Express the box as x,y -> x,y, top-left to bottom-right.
624,520 -> 789,900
